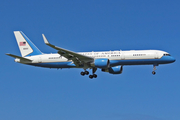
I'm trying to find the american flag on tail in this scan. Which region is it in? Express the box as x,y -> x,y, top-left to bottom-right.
20,42 -> 26,46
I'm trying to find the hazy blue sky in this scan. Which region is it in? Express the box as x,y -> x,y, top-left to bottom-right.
1,0 -> 180,120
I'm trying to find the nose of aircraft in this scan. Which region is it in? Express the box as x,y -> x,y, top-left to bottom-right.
163,56 -> 176,64
167,56 -> 176,63
171,57 -> 176,63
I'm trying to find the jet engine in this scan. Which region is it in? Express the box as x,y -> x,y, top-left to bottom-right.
102,66 -> 123,74
94,58 -> 110,68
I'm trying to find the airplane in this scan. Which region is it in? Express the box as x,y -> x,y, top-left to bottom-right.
6,31 -> 176,79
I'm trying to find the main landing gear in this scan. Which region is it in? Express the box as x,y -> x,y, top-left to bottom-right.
89,74 -> 97,79
152,65 -> 158,75
80,71 -> 89,76
89,67 -> 97,79
80,68 -> 97,79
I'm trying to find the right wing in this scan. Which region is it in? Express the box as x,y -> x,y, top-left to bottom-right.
42,34 -> 94,66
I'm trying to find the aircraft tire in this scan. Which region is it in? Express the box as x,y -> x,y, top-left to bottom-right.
93,74 -> 97,78
81,72 -> 85,76
152,71 -> 156,75
85,71 -> 89,75
89,75 -> 93,79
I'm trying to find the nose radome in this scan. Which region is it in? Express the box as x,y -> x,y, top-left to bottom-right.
171,57 -> 176,62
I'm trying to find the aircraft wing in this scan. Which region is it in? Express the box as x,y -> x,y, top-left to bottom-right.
42,34 -> 94,66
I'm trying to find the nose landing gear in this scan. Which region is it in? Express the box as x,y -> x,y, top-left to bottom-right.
152,65 -> 157,75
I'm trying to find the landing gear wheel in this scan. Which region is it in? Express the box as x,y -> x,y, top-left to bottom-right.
85,71 -> 89,75
93,74 -> 97,78
89,75 -> 93,79
81,72 -> 85,76
152,71 -> 156,75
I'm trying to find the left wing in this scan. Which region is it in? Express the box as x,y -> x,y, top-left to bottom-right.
42,34 -> 94,66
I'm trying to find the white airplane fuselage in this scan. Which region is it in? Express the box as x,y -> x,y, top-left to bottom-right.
16,50 -> 175,68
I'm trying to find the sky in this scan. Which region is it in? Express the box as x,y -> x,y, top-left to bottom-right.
0,0 -> 180,120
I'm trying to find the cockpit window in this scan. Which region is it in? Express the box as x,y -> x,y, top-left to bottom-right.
164,54 -> 171,56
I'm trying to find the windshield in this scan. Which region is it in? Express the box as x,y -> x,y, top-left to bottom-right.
164,54 -> 171,56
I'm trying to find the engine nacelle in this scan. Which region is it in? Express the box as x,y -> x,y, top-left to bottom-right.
14,58 -> 20,62
102,66 -> 123,74
94,58 -> 110,68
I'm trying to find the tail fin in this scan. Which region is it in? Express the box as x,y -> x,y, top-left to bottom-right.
14,31 -> 43,57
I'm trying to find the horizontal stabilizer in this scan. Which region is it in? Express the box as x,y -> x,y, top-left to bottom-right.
6,53 -> 32,62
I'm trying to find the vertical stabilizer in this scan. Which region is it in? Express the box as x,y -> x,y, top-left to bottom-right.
14,31 -> 43,57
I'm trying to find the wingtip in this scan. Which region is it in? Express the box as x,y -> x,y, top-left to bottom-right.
42,34 -> 49,44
